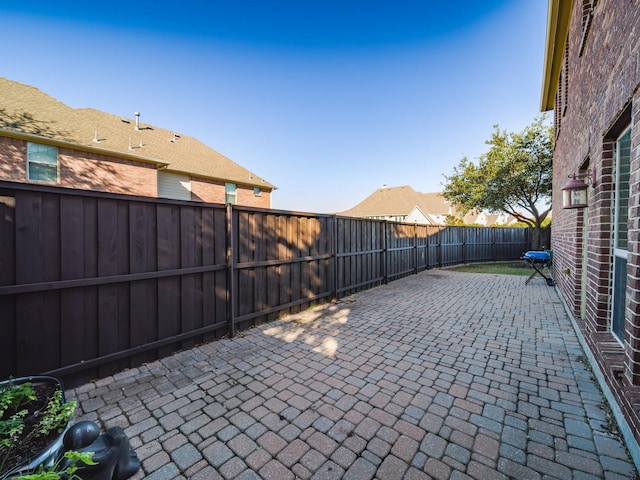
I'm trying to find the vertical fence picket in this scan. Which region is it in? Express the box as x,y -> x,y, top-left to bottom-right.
226,203 -> 235,338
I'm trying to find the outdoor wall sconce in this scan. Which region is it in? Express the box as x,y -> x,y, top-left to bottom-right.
562,167 -> 596,209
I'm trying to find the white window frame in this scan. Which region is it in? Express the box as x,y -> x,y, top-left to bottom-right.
225,183 -> 237,204
611,126 -> 631,343
27,142 -> 58,182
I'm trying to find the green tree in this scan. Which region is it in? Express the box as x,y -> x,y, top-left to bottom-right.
442,116 -> 552,249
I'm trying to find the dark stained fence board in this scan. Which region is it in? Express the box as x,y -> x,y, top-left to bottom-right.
265,214 -> 280,322
200,207 -> 221,342
157,203 -> 182,357
426,226 -> 442,269
17,291 -> 61,375
494,227 -> 530,260
129,202 -> 158,365
440,227 -> 465,266
96,198 -> 129,377
14,192 -> 61,375
290,217 -> 302,311
0,195 -> 16,378
179,206 -> 198,350
0,181 -> 533,387
465,227 -> 493,263
254,213 -> 267,320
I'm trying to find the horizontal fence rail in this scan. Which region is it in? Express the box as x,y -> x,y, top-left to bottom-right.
0,181 -> 531,387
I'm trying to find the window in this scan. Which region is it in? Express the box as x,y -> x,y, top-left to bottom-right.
254,187 -> 261,196
27,143 -> 58,182
614,128 -> 631,250
158,171 -> 191,201
611,126 -> 631,342
225,183 -> 237,204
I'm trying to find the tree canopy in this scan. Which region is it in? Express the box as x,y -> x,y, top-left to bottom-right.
442,116 -> 553,234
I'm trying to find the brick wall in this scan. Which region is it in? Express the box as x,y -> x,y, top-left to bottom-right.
550,0 -> 640,444
191,178 -> 271,208
190,177 -> 226,203
60,149 -> 157,197
0,136 -> 157,196
237,184 -> 271,208
0,136 -> 28,182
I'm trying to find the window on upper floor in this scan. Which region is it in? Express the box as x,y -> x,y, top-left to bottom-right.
158,171 -> 191,201
254,187 -> 261,196
225,183 -> 237,204
27,142 -> 58,182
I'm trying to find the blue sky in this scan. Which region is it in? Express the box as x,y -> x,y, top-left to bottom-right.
1,1 -> 547,213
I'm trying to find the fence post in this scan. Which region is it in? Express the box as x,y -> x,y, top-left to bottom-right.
226,203 -> 236,338
438,226 -> 443,267
462,227 -> 467,264
414,223 -> 418,274
332,214 -> 338,300
382,221 -> 388,284
425,226 -> 430,270
492,227 -> 496,261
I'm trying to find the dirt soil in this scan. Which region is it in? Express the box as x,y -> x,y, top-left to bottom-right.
0,382 -> 62,476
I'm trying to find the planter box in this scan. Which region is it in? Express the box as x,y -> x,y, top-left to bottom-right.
0,375 -> 70,477
1,376 -> 140,480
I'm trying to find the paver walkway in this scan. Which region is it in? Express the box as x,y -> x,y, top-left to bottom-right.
69,270 -> 639,479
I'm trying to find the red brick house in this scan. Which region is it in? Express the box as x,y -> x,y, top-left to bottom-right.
541,0 -> 640,462
0,78 -> 275,206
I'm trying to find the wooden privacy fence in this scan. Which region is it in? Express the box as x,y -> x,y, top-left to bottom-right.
0,181 -> 530,387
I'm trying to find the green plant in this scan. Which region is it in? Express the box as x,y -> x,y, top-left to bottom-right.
0,380 -> 79,477
34,392 -> 76,438
0,383 -> 36,418
0,382 -> 36,467
0,411 -> 28,449
10,450 -> 96,480
447,262 -> 533,276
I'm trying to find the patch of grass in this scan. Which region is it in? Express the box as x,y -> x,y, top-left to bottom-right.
446,261 -> 536,276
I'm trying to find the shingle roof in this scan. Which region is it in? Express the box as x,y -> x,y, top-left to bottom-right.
0,77 -> 275,190
339,185 -> 455,217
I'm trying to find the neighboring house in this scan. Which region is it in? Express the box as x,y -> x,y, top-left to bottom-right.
340,184 -> 513,226
0,78 -> 275,206
463,211 -> 519,227
541,0 -> 640,462
340,185 -> 456,225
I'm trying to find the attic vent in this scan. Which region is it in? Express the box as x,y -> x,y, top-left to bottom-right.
93,130 -> 101,143
121,118 -> 130,124
170,132 -> 181,142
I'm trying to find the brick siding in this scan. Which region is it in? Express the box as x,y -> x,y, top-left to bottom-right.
191,178 -> 271,208
550,0 -> 640,445
0,136 -> 272,207
0,136 -> 157,196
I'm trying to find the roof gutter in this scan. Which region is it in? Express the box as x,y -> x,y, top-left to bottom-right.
540,0 -> 573,112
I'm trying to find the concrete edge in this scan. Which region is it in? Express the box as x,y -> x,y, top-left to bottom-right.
554,285 -> 640,471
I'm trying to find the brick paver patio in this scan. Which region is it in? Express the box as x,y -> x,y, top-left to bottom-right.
69,270 -> 639,479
